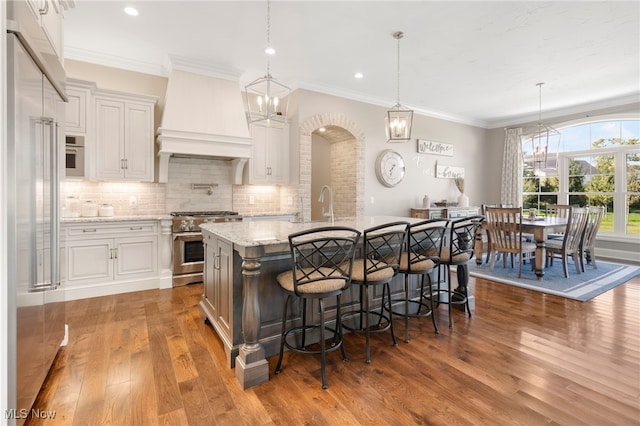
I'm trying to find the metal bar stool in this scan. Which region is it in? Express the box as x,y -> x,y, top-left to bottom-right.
274,226 -> 361,389
432,216 -> 484,328
387,219 -> 446,343
340,221 -> 408,363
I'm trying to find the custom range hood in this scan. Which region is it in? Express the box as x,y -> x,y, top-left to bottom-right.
156,69 -> 252,183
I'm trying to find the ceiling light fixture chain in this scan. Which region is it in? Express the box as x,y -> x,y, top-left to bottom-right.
385,30 -> 413,143
245,0 -> 290,126
265,0 -> 271,76
395,31 -> 402,106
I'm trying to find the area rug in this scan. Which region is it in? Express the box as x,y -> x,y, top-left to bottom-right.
468,258 -> 640,301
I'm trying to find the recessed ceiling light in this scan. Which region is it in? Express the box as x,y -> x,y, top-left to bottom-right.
354,72 -> 363,79
124,6 -> 139,16
265,46 -> 275,55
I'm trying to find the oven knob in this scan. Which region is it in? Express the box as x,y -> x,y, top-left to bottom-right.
188,220 -> 196,231
180,220 -> 188,231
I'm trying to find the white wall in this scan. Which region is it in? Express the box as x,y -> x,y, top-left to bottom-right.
296,89 -> 490,217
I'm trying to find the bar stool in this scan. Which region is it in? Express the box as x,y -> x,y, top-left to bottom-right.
389,219 -> 446,343
274,226 -> 361,389
340,221 -> 408,363
432,216 -> 484,328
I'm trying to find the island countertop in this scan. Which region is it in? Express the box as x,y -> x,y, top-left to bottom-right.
199,215 -> 420,257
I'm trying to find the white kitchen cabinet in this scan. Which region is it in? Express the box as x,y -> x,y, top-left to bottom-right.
246,121 -> 290,185
65,79 -> 95,135
94,90 -> 156,181
201,233 -> 235,361
63,221 -> 159,299
24,0 -> 67,62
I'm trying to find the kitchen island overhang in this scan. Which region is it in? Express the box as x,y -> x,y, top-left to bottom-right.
199,216 -> 456,389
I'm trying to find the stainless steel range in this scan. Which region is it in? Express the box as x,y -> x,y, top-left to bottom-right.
171,211 -> 242,287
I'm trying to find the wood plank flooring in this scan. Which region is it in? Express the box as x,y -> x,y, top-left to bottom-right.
26,272 -> 640,425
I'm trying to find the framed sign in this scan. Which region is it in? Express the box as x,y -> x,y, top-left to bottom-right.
417,139 -> 454,156
436,164 -> 465,179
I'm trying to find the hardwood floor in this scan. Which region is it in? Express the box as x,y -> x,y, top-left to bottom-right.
27,273 -> 640,426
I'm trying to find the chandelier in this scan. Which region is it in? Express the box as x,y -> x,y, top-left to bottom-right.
245,0 -> 290,126
385,31 -> 413,143
529,82 -> 561,176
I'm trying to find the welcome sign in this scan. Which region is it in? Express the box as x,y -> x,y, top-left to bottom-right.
417,139 -> 454,156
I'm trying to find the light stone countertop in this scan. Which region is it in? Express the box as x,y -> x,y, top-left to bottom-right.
200,215 -> 420,257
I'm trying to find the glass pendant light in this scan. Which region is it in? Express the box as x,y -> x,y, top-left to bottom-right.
385,31 -> 413,143
245,0 -> 290,126
530,82 -> 561,176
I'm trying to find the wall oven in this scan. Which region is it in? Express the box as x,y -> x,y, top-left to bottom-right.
65,135 -> 85,177
171,211 -> 242,286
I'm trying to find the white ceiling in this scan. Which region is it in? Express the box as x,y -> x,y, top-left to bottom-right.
64,1 -> 640,128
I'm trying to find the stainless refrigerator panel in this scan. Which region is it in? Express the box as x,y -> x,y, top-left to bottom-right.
7,30 -> 65,420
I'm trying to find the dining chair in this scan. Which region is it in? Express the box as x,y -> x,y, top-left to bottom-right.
545,207 -> 590,278
545,204 -> 572,240
388,219 -> 446,342
433,215 -> 485,328
484,207 -> 536,278
340,221 -> 408,363
480,204 -> 497,263
274,226 -> 361,389
580,206 -> 605,271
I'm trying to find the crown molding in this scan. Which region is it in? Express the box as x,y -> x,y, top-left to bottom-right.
295,80 -> 489,128
488,93 -> 640,129
65,46 -> 170,76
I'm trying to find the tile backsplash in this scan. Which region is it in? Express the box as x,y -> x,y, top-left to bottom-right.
62,156 -> 300,216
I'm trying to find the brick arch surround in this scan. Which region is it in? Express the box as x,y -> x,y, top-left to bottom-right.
298,113 -> 365,222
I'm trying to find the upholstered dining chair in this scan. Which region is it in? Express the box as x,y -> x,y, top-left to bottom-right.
340,221 -> 408,363
274,226 -> 360,389
546,207 -> 589,278
580,206 -> 605,271
433,216 -> 485,328
389,219 -> 446,343
484,207 -> 536,278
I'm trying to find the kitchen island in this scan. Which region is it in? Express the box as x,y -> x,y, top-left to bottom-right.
199,216 -> 455,389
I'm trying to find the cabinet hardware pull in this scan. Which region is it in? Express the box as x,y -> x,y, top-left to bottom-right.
214,254 -> 220,270
130,226 -> 142,230
114,248 -> 118,259
39,1 -> 49,14
82,229 -> 97,233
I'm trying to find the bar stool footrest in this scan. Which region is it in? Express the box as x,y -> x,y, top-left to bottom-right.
282,325 -> 343,356
341,309 -> 392,333
385,297 -> 434,318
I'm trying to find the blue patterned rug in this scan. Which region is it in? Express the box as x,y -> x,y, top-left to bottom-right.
469,257 -> 640,301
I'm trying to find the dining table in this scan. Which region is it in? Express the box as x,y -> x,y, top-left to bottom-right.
475,216 -> 568,280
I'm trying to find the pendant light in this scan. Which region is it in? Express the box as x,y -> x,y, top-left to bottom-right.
530,82 -> 561,176
385,31 -> 413,143
245,0 -> 290,126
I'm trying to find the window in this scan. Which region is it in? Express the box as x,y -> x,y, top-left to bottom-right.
522,119 -> 640,236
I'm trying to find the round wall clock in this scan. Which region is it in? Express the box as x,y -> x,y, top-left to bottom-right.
375,149 -> 405,187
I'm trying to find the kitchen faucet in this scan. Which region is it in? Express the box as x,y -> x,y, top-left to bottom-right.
318,185 -> 335,224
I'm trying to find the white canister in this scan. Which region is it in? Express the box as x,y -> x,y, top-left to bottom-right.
422,195 -> 430,208
99,204 -> 114,217
81,201 -> 98,217
65,196 -> 80,217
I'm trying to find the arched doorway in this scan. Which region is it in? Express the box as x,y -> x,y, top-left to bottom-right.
299,113 -> 365,222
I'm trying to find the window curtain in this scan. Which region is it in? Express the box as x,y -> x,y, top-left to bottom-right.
501,128 -> 523,207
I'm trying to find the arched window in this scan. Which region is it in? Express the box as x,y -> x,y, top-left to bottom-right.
522,118 -> 640,236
